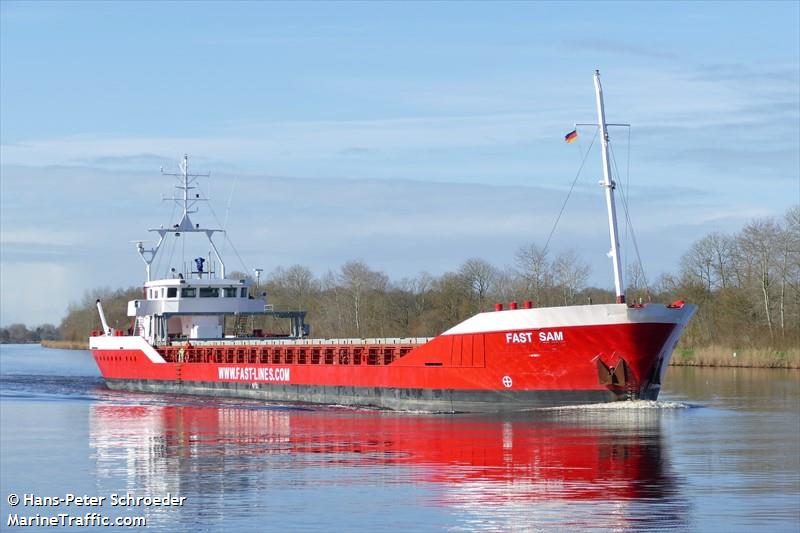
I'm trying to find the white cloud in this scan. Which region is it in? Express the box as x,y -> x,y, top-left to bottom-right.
0,229 -> 83,246
0,113 -> 558,168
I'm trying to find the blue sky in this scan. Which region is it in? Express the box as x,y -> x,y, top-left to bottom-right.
1,1 -> 798,326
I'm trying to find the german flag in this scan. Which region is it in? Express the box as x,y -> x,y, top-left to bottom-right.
564,129 -> 578,143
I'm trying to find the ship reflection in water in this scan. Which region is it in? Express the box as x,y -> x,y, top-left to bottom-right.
89,400 -> 688,531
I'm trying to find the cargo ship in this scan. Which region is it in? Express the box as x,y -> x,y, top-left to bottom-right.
90,71 -> 696,412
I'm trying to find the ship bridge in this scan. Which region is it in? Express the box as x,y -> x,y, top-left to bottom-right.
131,278 -> 263,317
128,277 -> 308,345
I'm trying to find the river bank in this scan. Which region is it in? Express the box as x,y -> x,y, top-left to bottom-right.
40,340 -> 89,350
38,341 -> 800,369
670,345 -> 799,369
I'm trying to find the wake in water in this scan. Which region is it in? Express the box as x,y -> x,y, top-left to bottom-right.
329,398 -> 700,416
534,400 -> 696,411
0,374 -> 105,402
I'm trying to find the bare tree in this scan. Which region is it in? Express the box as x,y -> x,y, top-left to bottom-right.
708,232 -> 735,289
397,272 -> 434,319
681,233 -> 735,292
459,257 -> 498,306
268,265 -> 318,310
515,243 -> 551,304
626,262 -> 649,302
681,239 -> 715,293
338,261 -> 388,336
778,207 -> 800,338
738,218 -> 782,340
491,267 -> 517,304
59,286 -> 142,341
429,272 -> 473,331
553,250 -> 590,306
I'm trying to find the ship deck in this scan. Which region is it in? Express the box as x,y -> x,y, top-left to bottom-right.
170,337 -> 433,346
157,337 -> 434,365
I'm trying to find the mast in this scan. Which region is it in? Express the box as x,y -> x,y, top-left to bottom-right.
593,70 -> 625,304
136,155 -> 227,281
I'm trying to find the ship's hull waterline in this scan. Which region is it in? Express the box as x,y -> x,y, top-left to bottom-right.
105,379 -> 624,412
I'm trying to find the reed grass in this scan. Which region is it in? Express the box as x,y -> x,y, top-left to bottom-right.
40,340 -> 89,350
670,345 -> 800,369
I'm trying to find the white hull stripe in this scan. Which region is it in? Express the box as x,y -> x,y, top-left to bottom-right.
89,335 -> 166,363
443,303 -> 697,336
87,304 -> 696,361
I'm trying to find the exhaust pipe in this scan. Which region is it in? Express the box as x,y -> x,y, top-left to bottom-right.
96,299 -> 113,336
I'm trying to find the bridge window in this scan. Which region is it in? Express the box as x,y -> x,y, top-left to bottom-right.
240,288 -> 248,298
167,287 -> 178,298
199,287 -> 220,298
223,288 -> 237,297
181,288 -> 197,298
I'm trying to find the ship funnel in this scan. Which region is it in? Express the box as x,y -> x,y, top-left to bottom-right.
96,299 -> 113,336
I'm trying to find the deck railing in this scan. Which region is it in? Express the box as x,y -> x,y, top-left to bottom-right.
157,341 -> 425,366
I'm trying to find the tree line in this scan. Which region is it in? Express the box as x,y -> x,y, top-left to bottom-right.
663,206 -> 799,350
40,206 -> 800,351
0,323 -> 60,344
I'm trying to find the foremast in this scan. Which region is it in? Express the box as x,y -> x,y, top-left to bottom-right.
593,70 -> 625,304
135,155 -> 227,282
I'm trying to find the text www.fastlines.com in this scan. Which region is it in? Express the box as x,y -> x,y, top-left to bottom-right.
7,513 -> 147,528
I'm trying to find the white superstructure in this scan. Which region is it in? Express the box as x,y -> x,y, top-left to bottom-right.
129,278 -> 268,343
121,155 -> 307,345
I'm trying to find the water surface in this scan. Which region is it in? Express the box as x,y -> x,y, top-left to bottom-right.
1,344 -> 798,532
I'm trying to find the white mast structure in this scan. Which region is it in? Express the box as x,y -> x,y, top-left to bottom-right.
136,154 -> 227,282
593,70 -> 626,304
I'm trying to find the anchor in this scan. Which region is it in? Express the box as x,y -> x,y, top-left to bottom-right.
595,356 -> 628,387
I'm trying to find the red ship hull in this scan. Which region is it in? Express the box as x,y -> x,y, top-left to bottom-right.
90,302 -> 695,412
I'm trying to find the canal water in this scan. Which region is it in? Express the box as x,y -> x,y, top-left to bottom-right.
1,344 -> 798,532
